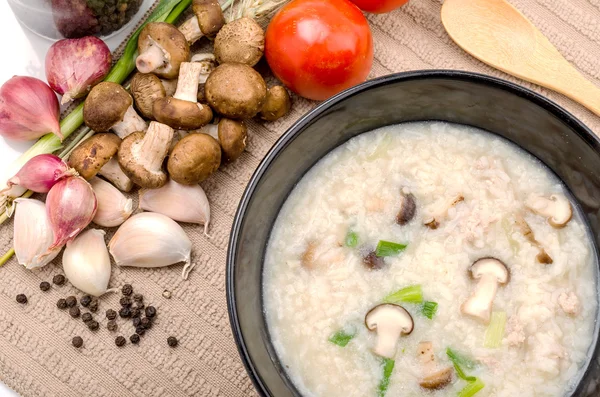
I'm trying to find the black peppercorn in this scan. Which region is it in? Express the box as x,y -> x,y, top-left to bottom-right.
87,320 -> 99,331
130,334 -> 140,344
133,293 -> 143,303
39,281 -> 51,291
141,317 -> 152,329
72,336 -> 83,348
65,296 -> 77,307
69,306 -> 81,318
57,298 -> 68,310
81,313 -> 93,323
107,320 -> 118,332
16,294 -> 27,304
131,307 -> 141,318
131,318 -> 141,328
135,326 -> 145,336
119,307 -> 131,318
106,309 -> 117,320
88,298 -> 99,313
122,284 -> 133,296
53,274 -> 66,285
115,336 -> 126,347
119,297 -> 132,307
167,336 -> 178,347
134,302 -> 145,311
145,306 -> 156,318
80,295 -> 92,307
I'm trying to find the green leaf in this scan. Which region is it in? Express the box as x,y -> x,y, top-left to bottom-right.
384,285 -> 423,304
375,240 -> 407,257
484,312 -> 507,348
377,358 -> 395,397
421,301 -> 438,319
457,377 -> 485,397
345,230 -> 359,248
446,348 -> 477,382
328,329 -> 355,347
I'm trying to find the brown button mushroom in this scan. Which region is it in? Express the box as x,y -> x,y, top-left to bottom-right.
200,118 -> 247,163
214,17 -> 265,67
168,133 -> 221,185
423,194 -> 464,229
205,63 -> 267,119
525,193 -> 573,228
67,133 -> 134,192
363,251 -> 386,270
260,86 -> 292,121
396,189 -> 416,225
178,0 -> 225,44
365,304 -> 414,359
417,342 -> 453,390
130,73 -> 166,120
83,82 -> 147,138
460,257 -> 510,324
118,121 -> 174,189
153,62 -> 214,130
136,22 -> 190,80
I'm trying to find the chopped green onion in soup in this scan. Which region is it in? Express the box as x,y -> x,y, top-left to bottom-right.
458,377 -> 485,397
375,240 -> 407,257
377,358 -> 395,397
484,312 -> 507,348
328,329 -> 356,347
421,301 -> 438,319
345,230 -> 359,248
384,285 -> 423,304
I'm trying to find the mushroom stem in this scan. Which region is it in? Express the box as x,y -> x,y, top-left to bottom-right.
178,16 -> 203,44
161,79 -> 178,97
98,157 -> 134,192
112,105 -> 148,139
173,62 -> 203,102
461,274 -> 499,323
199,124 -> 219,140
138,122 -> 174,172
191,53 -> 217,84
136,38 -> 168,74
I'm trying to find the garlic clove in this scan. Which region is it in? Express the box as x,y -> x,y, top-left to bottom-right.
63,229 -> 112,297
139,179 -> 210,235
89,177 -> 133,227
108,212 -> 194,279
13,198 -> 61,269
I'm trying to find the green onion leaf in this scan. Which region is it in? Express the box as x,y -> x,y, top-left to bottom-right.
446,348 -> 477,370
375,240 -> 407,257
421,301 -> 438,319
328,329 -> 356,347
484,312 -> 507,348
457,377 -> 485,397
345,231 -> 359,248
377,358 -> 395,397
384,285 -> 423,304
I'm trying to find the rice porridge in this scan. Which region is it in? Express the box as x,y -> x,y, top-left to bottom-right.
263,122 -> 598,397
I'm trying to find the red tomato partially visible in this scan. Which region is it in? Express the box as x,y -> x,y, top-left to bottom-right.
350,0 -> 409,13
265,0 -> 373,101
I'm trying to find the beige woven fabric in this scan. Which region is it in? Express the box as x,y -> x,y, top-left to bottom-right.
1,1 -> 600,396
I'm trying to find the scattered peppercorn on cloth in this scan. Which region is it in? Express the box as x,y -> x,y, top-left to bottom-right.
2,0 -> 600,396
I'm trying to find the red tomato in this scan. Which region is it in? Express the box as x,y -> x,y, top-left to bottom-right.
349,0 -> 409,13
265,0 -> 373,101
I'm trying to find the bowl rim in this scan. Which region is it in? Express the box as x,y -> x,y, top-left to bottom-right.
226,69 -> 600,397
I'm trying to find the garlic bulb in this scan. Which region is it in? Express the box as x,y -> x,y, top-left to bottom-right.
13,198 -> 61,269
108,212 -> 194,279
89,177 -> 133,227
62,229 -> 112,297
139,179 -> 210,235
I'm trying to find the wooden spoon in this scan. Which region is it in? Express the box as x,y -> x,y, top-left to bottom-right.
441,0 -> 600,117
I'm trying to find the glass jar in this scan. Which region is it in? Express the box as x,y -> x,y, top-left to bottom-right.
8,0 -> 145,41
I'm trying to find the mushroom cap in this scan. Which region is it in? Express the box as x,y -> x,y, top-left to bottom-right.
153,97 -> 213,130
396,191 -> 417,225
167,133 -> 221,185
137,22 -> 190,79
218,118 -> 247,162
365,304 -> 414,334
260,86 -> 292,121
84,82 -> 132,132
419,367 -> 453,390
525,193 -> 573,228
214,17 -> 265,67
68,133 -> 121,180
192,0 -> 225,37
130,73 -> 166,120
205,63 -> 267,119
469,257 -> 510,284
118,131 -> 167,189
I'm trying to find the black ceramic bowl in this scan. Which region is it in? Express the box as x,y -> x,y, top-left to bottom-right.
227,70 -> 600,396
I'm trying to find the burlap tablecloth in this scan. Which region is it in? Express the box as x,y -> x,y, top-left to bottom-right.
1,1 -> 600,396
